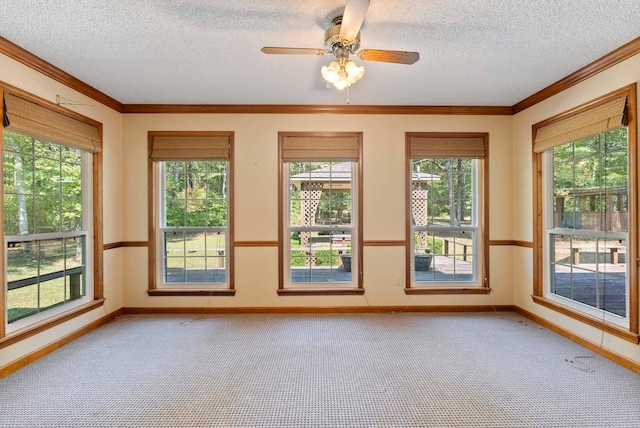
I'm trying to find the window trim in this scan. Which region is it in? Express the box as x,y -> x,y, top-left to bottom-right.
0,83 -> 104,343
147,131 -> 235,296
404,132 -> 490,293
532,84 -> 639,341
277,132 -> 363,294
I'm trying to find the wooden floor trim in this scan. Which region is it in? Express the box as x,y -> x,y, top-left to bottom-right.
531,295 -> 639,343
122,305 -> 515,314
0,299 -> 106,349
514,305 -> 640,374
0,308 -> 124,379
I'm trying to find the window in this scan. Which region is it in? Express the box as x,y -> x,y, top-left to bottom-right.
2,87 -> 103,336
405,133 -> 489,292
533,85 -> 638,338
148,131 -> 234,295
278,132 -> 363,294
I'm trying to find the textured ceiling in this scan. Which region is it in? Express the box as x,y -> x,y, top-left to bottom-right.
1,0 -> 639,106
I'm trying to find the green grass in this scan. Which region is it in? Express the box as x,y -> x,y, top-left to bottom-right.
164,231 -> 227,269
6,239 -> 85,323
7,276 -> 82,323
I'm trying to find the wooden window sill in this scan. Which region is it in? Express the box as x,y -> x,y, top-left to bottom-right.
405,287 -> 491,295
147,289 -> 236,297
0,299 -> 105,349
532,295 -> 640,344
278,288 -> 365,296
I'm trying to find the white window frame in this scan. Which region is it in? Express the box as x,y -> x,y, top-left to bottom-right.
155,161 -> 229,289
541,147 -> 630,328
283,161 -> 358,288
410,158 -> 481,285
5,150 -> 93,333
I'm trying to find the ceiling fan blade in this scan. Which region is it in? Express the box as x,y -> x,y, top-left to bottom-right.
357,49 -> 420,64
339,0 -> 370,43
261,47 -> 329,56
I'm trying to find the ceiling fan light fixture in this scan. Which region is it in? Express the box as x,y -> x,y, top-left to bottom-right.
345,60 -> 364,84
333,75 -> 351,90
321,61 -> 341,83
321,58 -> 364,89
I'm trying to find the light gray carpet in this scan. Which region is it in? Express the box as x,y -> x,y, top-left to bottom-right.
1,312 -> 640,427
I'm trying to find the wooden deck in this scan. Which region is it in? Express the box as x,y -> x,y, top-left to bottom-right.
552,262 -> 626,317
164,258 -> 628,318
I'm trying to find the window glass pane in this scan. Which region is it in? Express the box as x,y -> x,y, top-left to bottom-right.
4,195 -> 34,236
34,140 -> 60,160
184,231 -> 205,256
549,233 -> 627,317
289,162 -> 352,227
61,163 -> 81,197
61,146 -> 82,165
165,256 -> 185,283
186,198 -> 207,226
4,152 -> 34,195
165,199 -> 185,227
160,159 -> 229,286
414,230 -> 474,282
6,236 -> 86,324
205,231 -> 226,256
185,257 -> 207,283
206,162 -> 227,198
165,161 -> 185,199
4,131 -> 34,154
165,231 -> 184,255
289,229 -> 352,284
411,156 -> 477,284
552,130 -> 629,234
61,197 -> 82,231
34,196 -> 61,233
413,158 -> 473,227
207,199 -> 228,227
34,156 -> 61,196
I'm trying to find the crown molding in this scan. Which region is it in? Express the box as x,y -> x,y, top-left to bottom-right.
121,104 -> 513,115
0,37 -> 124,113
513,36 -> 640,114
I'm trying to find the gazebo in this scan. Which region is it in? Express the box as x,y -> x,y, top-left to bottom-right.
290,162 -> 439,247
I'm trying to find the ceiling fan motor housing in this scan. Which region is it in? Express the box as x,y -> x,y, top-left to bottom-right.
324,16 -> 360,53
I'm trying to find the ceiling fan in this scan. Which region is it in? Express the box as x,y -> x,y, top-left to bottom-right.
261,0 -> 419,90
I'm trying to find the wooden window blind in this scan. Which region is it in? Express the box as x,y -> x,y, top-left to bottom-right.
409,135 -> 486,159
3,92 -> 101,153
149,134 -> 230,161
281,135 -> 360,162
534,95 -> 627,153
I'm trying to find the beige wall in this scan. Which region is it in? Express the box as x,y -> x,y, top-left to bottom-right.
122,114 -> 514,308
512,53 -> 640,364
0,54 -> 124,368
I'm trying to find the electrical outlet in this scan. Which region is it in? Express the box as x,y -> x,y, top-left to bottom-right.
396,275 -> 403,286
491,273 -> 499,285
